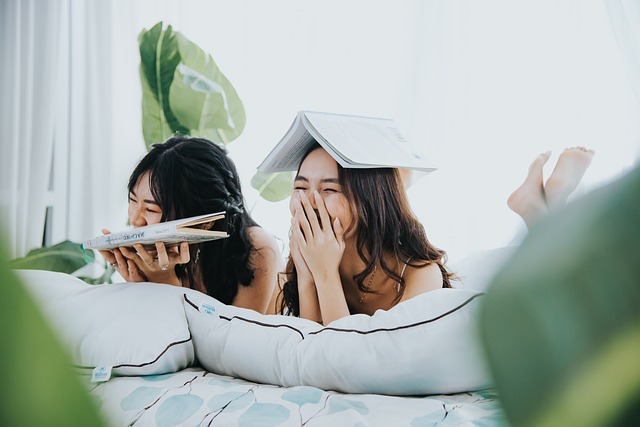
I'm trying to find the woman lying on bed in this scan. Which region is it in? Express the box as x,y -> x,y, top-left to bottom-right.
274,144 -> 594,324
99,136 -> 284,314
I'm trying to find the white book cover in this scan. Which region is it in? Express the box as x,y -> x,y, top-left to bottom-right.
82,212 -> 228,250
257,111 -> 438,173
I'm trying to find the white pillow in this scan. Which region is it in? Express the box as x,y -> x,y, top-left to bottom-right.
17,270 -> 195,378
184,287 -> 491,395
449,246 -> 517,292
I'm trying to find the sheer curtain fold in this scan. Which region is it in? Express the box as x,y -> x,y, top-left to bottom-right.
0,0 -> 63,258
66,0 -> 117,243
606,0 -> 640,113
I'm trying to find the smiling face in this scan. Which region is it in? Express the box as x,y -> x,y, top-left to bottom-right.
128,171 -> 163,227
290,147 -> 354,235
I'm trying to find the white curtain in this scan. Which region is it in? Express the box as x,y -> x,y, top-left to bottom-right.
606,0 -> 640,125
65,0 -> 119,243
0,0 -> 65,258
65,0 -> 147,243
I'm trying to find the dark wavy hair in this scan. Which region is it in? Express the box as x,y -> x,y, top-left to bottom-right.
128,135 -> 257,304
279,144 -> 453,316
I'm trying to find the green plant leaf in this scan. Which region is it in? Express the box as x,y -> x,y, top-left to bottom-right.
8,240 -> 95,274
139,22 -> 189,148
0,243 -> 109,426
77,265 -> 115,285
480,165 -> 640,427
169,33 -> 246,144
250,171 -> 294,202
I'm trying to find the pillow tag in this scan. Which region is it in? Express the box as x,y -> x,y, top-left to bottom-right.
91,366 -> 112,383
199,302 -> 218,316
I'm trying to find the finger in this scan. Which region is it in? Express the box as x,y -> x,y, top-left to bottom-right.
101,229 -> 111,235
155,242 -> 170,270
289,234 -> 307,266
98,249 -> 116,266
333,217 -> 345,245
177,242 -> 190,264
132,244 -> 155,267
127,259 -> 143,281
113,249 -> 126,270
293,198 -> 313,241
313,190 -> 332,232
298,190 -> 322,235
167,244 -> 181,255
291,215 -> 309,247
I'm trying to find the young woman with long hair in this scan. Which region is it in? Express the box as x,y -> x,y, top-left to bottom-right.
275,144 -> 594,324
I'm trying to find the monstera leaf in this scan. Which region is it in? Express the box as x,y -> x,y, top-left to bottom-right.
139,22 -> 245,149
139,22 -> 188,146
170,34 -> 245,144
250,171 -> 294,202
8,240 -> 95,274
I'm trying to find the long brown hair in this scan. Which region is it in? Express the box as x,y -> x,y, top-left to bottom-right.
279,144 -> 452,316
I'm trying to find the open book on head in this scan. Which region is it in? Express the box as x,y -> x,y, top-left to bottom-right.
82,212 -> 229,251
256,110 -> 438,173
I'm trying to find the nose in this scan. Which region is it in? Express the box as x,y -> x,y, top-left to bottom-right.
129,208 -> 147,227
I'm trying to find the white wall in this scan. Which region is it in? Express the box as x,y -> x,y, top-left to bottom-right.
69,0 -> 639,263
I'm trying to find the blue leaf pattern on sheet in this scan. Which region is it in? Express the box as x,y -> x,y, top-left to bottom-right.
142,373 -> 176,382
120,386 -> 163,411
411,411 -> 447,426
327,398 -> 369,415
155,394 -> 203,426
282,387 -> 324,405
209,377 -> 241,388
463,412 -> 508,427
96,369 -> 503,425
238,403 -> 290,426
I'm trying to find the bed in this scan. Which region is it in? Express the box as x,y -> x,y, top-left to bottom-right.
17,248 -> 513,427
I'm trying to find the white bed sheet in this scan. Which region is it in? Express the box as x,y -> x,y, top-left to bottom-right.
90,368 -> 505,427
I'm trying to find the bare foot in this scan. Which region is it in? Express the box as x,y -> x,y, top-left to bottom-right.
508,151 -> 551,229
544,147 -> 595,209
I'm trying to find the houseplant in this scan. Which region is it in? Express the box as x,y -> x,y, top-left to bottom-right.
11,22 -> 248,281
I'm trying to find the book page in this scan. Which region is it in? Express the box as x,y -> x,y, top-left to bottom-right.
303,112 -> 436,171
257,113 -> 316,172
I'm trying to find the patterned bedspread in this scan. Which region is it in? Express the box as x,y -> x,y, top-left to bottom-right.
90,368 -> 505,426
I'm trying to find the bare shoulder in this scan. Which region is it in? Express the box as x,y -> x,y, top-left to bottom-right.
400,262 -> 443,301
232,226 -> 285,313
247,226 -> 284,271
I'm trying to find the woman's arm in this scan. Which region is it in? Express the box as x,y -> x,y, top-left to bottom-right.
293,190 -> 350,324
232,227 -> 284,314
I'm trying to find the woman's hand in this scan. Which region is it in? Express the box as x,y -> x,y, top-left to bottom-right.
119,241 -> 190,287
290,218 -> 314,286
292,190 -> 348,324
98,229 -> 147,282
292,190 -> 345,282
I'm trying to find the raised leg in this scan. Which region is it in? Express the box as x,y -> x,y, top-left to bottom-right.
507,151 -> 551,229
544,147 -> 595,210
